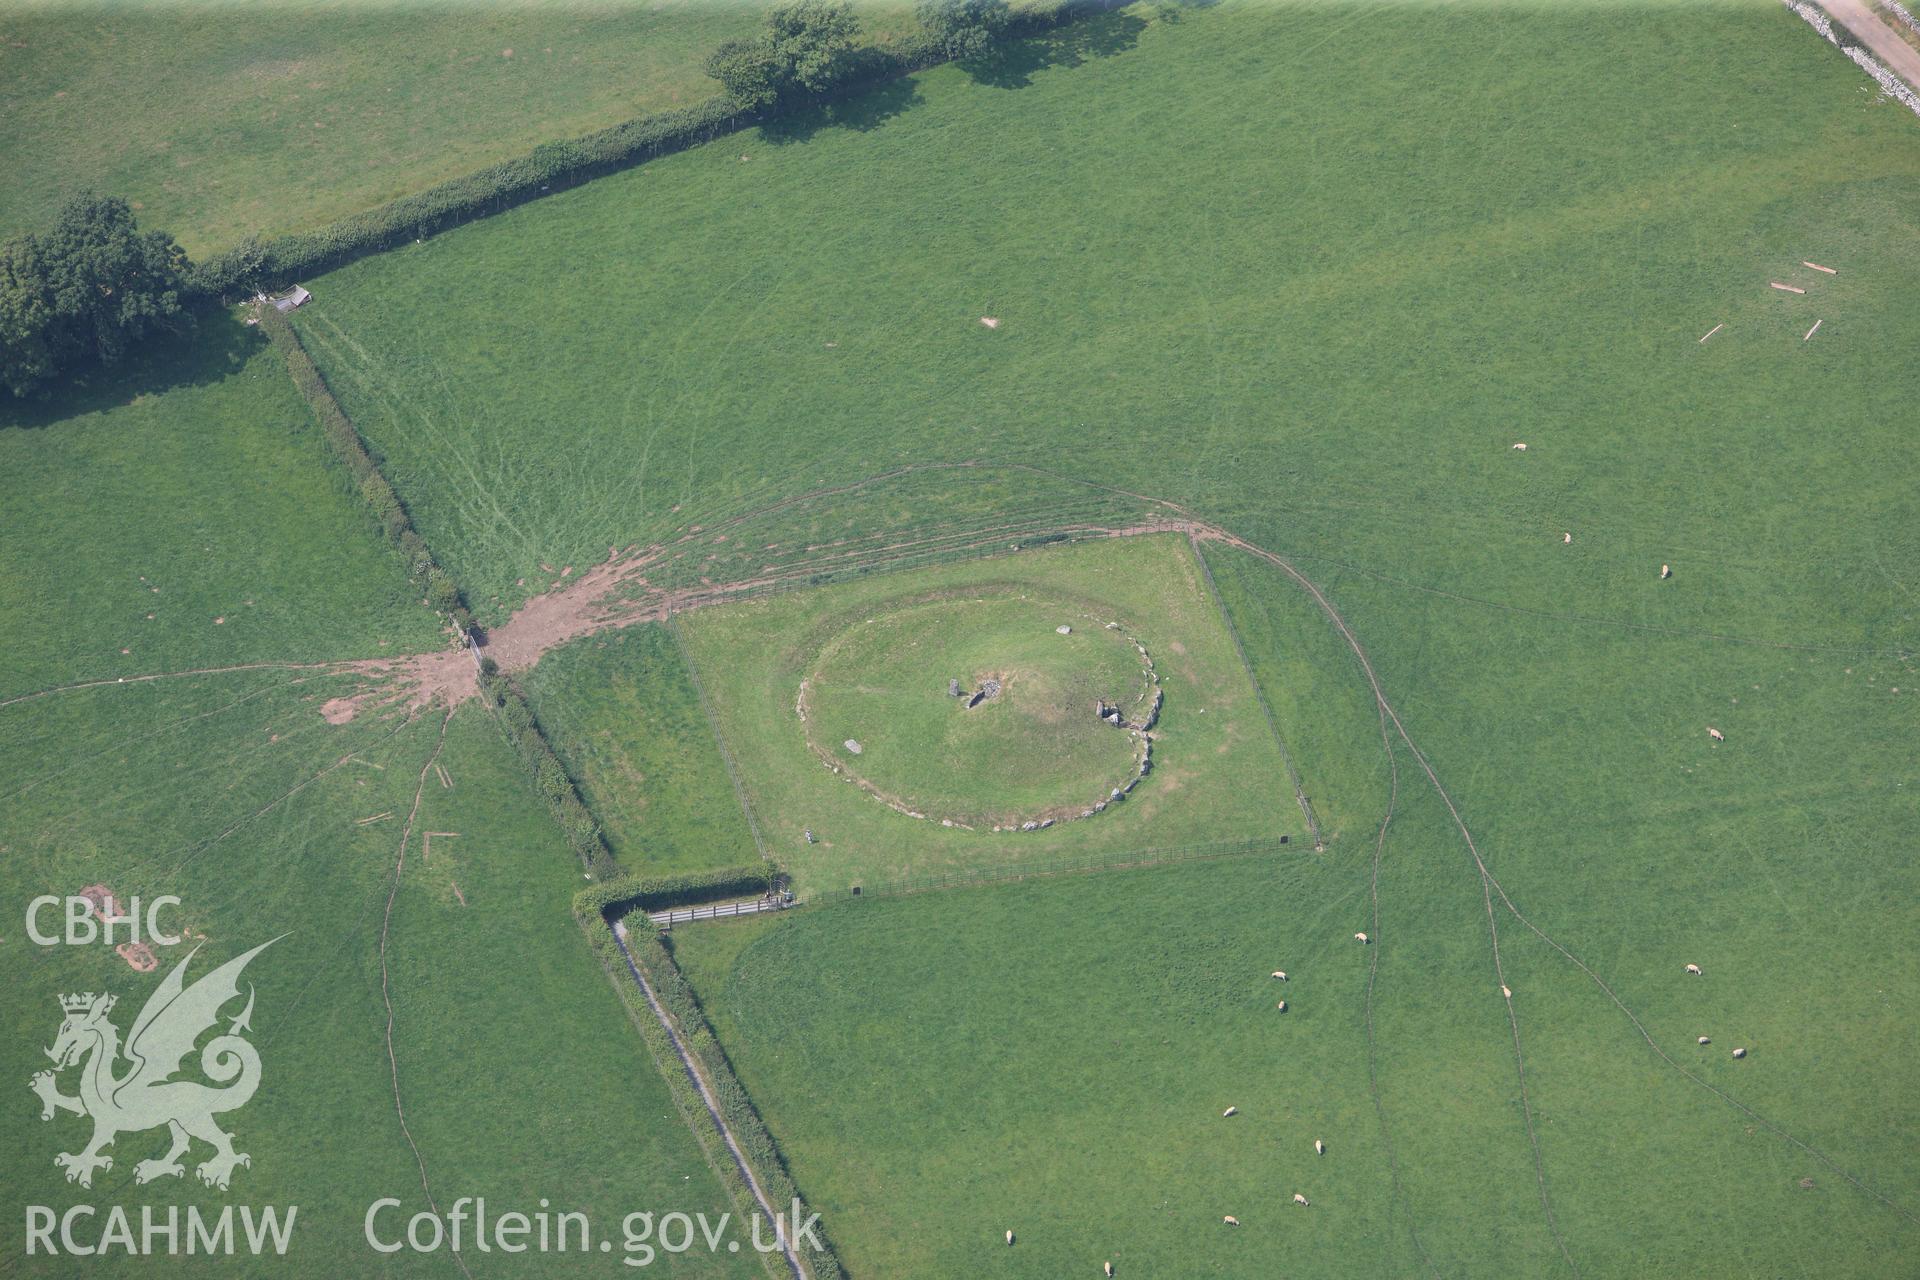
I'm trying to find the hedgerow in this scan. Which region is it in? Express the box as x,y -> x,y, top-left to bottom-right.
258,310 -> 473,634
191,0 -> 1108,300
477,669 -> 621,879
571,891 -> 844,1280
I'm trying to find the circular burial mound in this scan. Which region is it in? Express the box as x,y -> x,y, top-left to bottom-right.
798,593 -> 1160,830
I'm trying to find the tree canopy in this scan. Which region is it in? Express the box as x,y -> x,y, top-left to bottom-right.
704,0 -> 863,110
916,0 -> 1012,61
0,192 -> 190,397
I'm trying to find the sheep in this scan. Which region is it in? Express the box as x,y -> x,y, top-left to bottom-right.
1512,442 -> 1528,451
1698,1036 -> 1711,1045
1708,727 -> 1724,742
1276,1000 -> 1288,1013
1105,1263 -> 1115,1278
1293,1194 -> 1310,1207
1685,963 -> 1702,975
1732,1047 -> 1747,1059
1314,1138 -> 1325,1156
1661,564 -> 1672,579
1272,970 -> 1288,981
1563,532 -> 1573,544
1354,932 -> 1370,944
1223,1106 -> 1238,1118
1006,1231 -> 1015,1246
1501,985 -> 1512,999
1223,1216 -> 1240,1227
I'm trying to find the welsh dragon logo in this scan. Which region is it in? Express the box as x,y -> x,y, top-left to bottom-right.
30,938 -> 280,1190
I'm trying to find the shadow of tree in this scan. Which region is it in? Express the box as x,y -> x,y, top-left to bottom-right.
1148,0 -> 1220,23
757,77 -> 926,147
962,9 -> 1150,90
0,309 -> 266,430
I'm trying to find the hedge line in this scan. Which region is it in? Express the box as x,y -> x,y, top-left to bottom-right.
574,904 -> 845,1280
477,669 -> 621,880
191,0 -> 1113,300
258,310 -> 473,634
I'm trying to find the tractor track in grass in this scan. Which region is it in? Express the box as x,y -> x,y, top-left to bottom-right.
376,707 -> 473,1280
1357,694 -> 1440,1276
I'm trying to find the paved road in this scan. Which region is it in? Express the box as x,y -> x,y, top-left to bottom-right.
1822,0 -> 1920,90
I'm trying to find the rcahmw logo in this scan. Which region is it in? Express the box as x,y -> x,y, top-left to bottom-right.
23,937 -> 299,1260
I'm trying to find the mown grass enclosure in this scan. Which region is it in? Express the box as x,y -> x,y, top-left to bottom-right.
0,1 -> 927,257
676,534 -> 1303,891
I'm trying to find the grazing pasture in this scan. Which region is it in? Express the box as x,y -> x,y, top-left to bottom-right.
292,0 -> 1920,627
288,0 -> 1916,1266
0,1 -> 915,255
669,839 -> 1911,1278
0,319 -> 442,698
5,0 -> 1917,1275
0,679 -> 761,1276
675,534 -> 1302,892
0,335 -> 758,1274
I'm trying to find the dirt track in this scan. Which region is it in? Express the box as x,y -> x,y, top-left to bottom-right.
1820,0 -> 1920,91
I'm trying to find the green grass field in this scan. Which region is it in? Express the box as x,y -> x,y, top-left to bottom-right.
0,1 -> 930,257
0,344 -> 761,1273
676,534 -> 1302,891
0,317 -> 444,697
800,592 -> 1155,823
6,0 -> 1917,1274
276,0 -> 1917,1270
522,623 -> 761,877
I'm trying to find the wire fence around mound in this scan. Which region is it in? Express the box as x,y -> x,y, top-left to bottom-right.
848,834 -> 1297,901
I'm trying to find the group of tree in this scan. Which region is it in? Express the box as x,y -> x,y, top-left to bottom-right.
705,0 -> 1011,111
0,193 -> 190,398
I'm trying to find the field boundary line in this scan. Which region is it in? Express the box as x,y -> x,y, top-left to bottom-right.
851,835 -> 1292,901
190,0 -> 1134,297
1191,532 -> 1325,848
607,919 -> 822,1280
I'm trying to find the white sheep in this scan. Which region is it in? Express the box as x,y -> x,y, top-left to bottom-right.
1223,1216 -> 1240,1227
1563,532 -> 1573,544
1732,1047 -> 1747,1059
1272,971 -> 1288,981
1698,1036 -> 1711,1046
1685,964 -> 1702,975
1512,442 -> 1528,451
1501,985 -> 1512,999
1708,727 -> 1724,742
1293,1194 -> 1310,1207
1314,1139 -> 1325,1156
1661,564 -> 1671,579
1354,932 -> 1370,944
1104,1263 -> 1114,1278
1006,1231 -> 1014,1246
1223,1106 -> 1238,1118
1276,1000 -> 1288,1013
